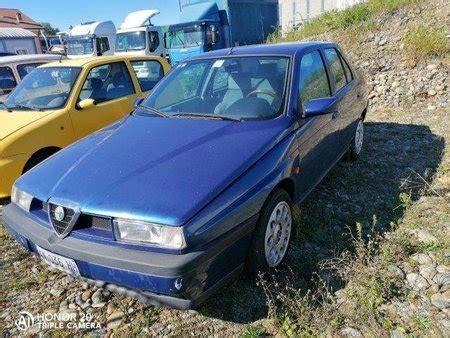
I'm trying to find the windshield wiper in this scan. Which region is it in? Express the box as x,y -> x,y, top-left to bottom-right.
136,105 -> 171,118
173,113 -> 242,122
3,104 -> 37,112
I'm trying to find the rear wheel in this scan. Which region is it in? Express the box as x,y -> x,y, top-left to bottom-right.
247,188 -> 293,275
347,119 -> 364,161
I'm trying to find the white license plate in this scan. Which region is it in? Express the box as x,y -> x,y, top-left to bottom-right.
36,246 -> 80,277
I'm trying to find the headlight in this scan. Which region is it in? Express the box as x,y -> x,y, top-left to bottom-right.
113,218 -> 186,249
11,185 -> 33,211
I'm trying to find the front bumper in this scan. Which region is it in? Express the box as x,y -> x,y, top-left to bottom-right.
3,203 -> 256,309
0,154 -> 28,199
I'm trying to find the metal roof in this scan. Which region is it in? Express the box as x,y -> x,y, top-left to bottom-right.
0,27 -> 36,38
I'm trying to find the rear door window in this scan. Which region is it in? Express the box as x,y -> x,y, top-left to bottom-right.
79,62 -> 135,103
298,50 -> 331,109
17,63 -> 45,79
0,66 -> 17,95
130,60 -> 164,92
324,48 -> 347,92
339,54 -> 353,83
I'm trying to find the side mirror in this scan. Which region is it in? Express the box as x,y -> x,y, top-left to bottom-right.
133,97 -> 144,109
78,98 -> 95,110
302,97 -> 336,118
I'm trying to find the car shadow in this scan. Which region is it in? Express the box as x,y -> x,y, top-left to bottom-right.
196,121 -> 445,324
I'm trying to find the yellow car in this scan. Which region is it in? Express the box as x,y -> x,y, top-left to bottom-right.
0,55 -> 170,200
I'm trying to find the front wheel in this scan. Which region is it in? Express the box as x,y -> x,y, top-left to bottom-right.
247,188 -> 293,275
347,119 -> 364,161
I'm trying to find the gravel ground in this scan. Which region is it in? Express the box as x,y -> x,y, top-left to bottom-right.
1,1 -> 449,336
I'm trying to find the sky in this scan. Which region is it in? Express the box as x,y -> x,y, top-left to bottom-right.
1,0 -> 184,31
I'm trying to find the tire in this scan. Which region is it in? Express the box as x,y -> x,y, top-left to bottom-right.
347,119 -> 364,161
23,154 -> 49,174
247,188 -> 294,276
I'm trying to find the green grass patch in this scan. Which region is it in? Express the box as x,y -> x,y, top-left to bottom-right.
268,0 -> 427,43
403,24 -> 448,60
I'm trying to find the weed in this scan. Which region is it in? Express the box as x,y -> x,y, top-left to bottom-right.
241,325 -> 265,338
403,24 -> 447,60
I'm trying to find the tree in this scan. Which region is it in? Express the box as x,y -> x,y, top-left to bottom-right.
41,22 -> 60,36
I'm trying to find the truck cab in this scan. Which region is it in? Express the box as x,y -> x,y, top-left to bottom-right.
165,0 -> 278,65
67,21 -> 116,58
166,20 -> 222,65
116,10 -> 165,58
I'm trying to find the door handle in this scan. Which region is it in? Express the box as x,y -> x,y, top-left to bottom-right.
332,111 -> 340,119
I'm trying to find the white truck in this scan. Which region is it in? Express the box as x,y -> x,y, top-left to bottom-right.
66,21 -> 116,58
115,10 -> 165,57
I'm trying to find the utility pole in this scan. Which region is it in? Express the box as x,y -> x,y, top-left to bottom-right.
179,0 -> 182,12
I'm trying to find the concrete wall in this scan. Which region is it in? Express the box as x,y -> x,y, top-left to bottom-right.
278,0 -> 365,34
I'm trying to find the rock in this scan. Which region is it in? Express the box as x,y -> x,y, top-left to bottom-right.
426,64 -> 438,71
390,330 -> 406,338
50,287 -> 65,297
433,273 -> 450,287
379,38 -> 387,46
436,265 -> 450,274
340,327 -> 363,337
106,302 -> 116,315
391,81 -> 400,89
411,253 -> 433,265
388,263 -> 406,279
430,291 -> 450,309
406,273 -> 429,291
419,264 -> 437,282
415,230 -> 438,243
107,310 -> 124,330
91,289 -> 104,306
81,290 -> 92,302
59,300 -> 68,310
427,89 -> 437,96
25,324 -> 41,335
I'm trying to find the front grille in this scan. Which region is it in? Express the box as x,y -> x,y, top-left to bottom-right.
49,204 -> 76,236
39,200 -> 111,233
76,214 -> 111,230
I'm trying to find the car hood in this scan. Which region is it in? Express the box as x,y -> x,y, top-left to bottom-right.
0,110 -> 51,141
21,115 -> 291,226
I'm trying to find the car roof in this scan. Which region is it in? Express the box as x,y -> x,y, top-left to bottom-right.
189,41 -> 338,60
41,55 -> 167,68
0,54 -> 64,65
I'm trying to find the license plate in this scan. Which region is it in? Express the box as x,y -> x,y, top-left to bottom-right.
36,246 -> 80,277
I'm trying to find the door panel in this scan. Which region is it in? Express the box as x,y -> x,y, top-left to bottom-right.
69,61 -> 137,139
294,49 -> 338,197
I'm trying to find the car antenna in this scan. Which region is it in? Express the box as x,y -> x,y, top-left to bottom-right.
59,53 -> 63,63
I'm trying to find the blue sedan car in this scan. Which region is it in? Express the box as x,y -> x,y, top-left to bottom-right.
3,42 -> 368,309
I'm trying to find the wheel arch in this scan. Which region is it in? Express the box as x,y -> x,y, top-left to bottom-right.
23,146 -> 62,174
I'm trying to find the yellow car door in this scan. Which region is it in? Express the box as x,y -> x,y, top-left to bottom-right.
69,61 -> 138,139
128,59 -> 167,99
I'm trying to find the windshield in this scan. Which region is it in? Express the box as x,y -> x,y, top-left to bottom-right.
170,26 -> 204,48
4,67 -> 81,111
141,56 -> 289,121
117,31 -> 146,51
67,37 -> 94,55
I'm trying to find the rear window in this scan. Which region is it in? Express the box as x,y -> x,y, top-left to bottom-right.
0,66 -> 17,95
130,60 -> 164,92
17,63 -> 45,79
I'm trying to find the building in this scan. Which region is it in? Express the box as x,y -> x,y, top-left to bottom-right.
0,8 -> 43,53
278,0 -> 364,34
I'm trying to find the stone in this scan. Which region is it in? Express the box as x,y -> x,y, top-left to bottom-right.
427,89 -> 437,96
426,64 -> 438,71
50,287 -> 65,297
406,273 -> 429,291
419,264 -> 437,282
379,38 -> 387,46
81,290 -> 92,302
388,263 -> 405,279
340,327 -> 363,337
436,265 -> 450,274
430,291 -> 450,309
415,230 -> 438,243
410,253 -> 433,265
390,330 -> 406,338
106,302 -> 116,315
433,273 -> 450,287
107,310 -> 124,330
